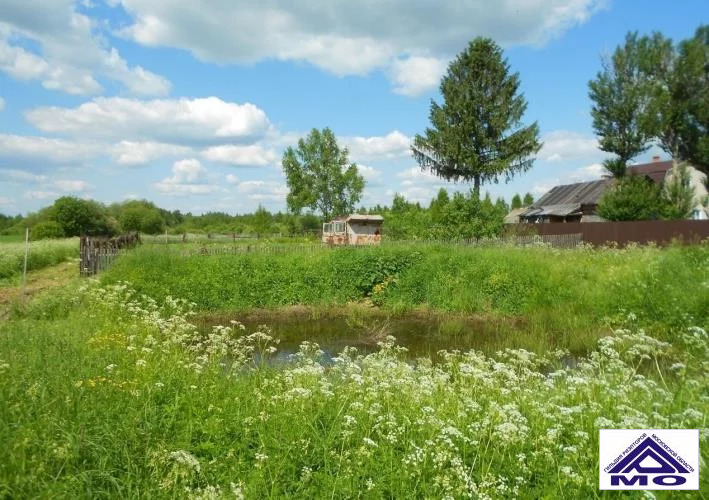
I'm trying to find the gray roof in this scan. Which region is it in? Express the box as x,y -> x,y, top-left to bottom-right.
532,179 -> 610,207
346,214 -> 383,222
523,203 -> 582,217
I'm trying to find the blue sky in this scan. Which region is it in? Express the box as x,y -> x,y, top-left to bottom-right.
0,0 -> 706,215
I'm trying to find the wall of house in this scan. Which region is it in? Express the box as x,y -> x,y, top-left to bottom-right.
664,165 -> 709,219
346,221 -> 382,245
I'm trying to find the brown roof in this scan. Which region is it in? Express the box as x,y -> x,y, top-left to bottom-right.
627,160 -> 672,184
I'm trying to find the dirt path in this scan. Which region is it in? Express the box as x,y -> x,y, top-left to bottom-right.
0,259 -> 79,319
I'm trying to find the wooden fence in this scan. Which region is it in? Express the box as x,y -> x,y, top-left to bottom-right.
183,233 -> 583,256
79,233 -> 141,276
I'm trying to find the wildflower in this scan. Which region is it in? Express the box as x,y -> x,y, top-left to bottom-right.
363,437 -> 378,448
136,359 -> 147,368
168,450 -> 201,473
105,364 -> 117,373
254,452 -> 268,468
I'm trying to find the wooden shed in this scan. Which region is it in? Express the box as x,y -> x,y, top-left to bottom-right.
322,214 -> 383,245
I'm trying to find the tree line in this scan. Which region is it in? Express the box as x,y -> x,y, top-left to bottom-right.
0,189 -> 536,241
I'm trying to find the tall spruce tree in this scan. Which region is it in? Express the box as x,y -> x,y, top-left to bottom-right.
412,38 -> 541,194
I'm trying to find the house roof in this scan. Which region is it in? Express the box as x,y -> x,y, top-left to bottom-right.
346,214 -> 383,222
519,159 -> 674,220
627,160 -> 672,184
529,179 -> 610,208
504,207 -> 528,223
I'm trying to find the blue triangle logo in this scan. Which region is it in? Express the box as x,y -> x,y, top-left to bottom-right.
609,437 -> 690,474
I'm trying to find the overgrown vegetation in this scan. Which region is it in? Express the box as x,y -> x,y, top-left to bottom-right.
102,242 -> 709,354
1,278 -> 706,497
0,238 -> 77,281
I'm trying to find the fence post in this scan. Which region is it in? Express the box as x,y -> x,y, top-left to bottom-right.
21,227 -> 29,301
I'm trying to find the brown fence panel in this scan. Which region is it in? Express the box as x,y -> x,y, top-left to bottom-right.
80,233 -> 141,276
532,220 -> 709,246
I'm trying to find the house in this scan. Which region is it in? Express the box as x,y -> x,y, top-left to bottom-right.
517,179 -> 610,223
503,207 -> 529,224
322,214 -> 383,245
664,164 -> 709,220
510,157 -> 708,223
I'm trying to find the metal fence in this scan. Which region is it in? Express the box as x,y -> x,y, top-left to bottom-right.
532,220 -> 709,246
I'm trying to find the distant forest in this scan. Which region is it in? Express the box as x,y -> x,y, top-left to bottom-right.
0,189 -> 534,241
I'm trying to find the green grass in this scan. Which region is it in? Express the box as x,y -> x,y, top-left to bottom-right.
1,280 -> 706,498
103,242 -> 709,353
0,238 -> 78,282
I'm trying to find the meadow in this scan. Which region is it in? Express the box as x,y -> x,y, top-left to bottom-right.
0,241 -> 707,497
103,242 -> 709,353
0,237 -> 78,282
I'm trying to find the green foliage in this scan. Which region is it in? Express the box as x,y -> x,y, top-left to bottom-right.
412,37 -> 541,192
0,238 -> 77,280
601,157 -> 627,178
1,278 -> 707,497
522,192 -> 534,206
663,162 -> 696,219
510,194 -> 522,209
282,128 -> 365,220
53,197 -> 114,237
597,176 -> 667,221
116,201 -> 166,234
590,25 -> 709,174
31,221 -> 65,240
677,26 -> 709,174
589,32 -> 654,166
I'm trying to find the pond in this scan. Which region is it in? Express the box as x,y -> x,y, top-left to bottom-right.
194,307 -> 532,362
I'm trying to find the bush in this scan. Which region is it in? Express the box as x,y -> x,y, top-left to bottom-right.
31,221 -> 65,240
597,176 -> 667,221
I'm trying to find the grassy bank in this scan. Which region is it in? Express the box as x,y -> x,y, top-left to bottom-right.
103,243 -> 709,352
1,281 -> 706,497
0,238 -> 78,282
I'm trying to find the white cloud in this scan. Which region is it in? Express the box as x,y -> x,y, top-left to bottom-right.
357,165 -> 382,182
397,166 -> 442,186
568,162 -> 605,182
389,56 -> 448,96
26,97 -> 272,144
345,130 -> 411,160
0,96 -> 5,111
235,180 -> 288,201
202,144 -> 277,166
54,179 -> 92,192
0,0 -> 170,96
23,190 -> 58,200
112,141 -> 193,166
539,130 -> 601,162
0,133 -> 102,163
0,196 -> 12,205
116,0 -> 605,94
225,174 -> 239,184
0,168 -> 47,183
154,158 -> 222,196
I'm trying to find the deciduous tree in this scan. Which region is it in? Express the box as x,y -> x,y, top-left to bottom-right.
282,128 -> 365,221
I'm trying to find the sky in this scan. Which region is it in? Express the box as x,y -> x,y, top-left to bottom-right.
0,0 -> 706,216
